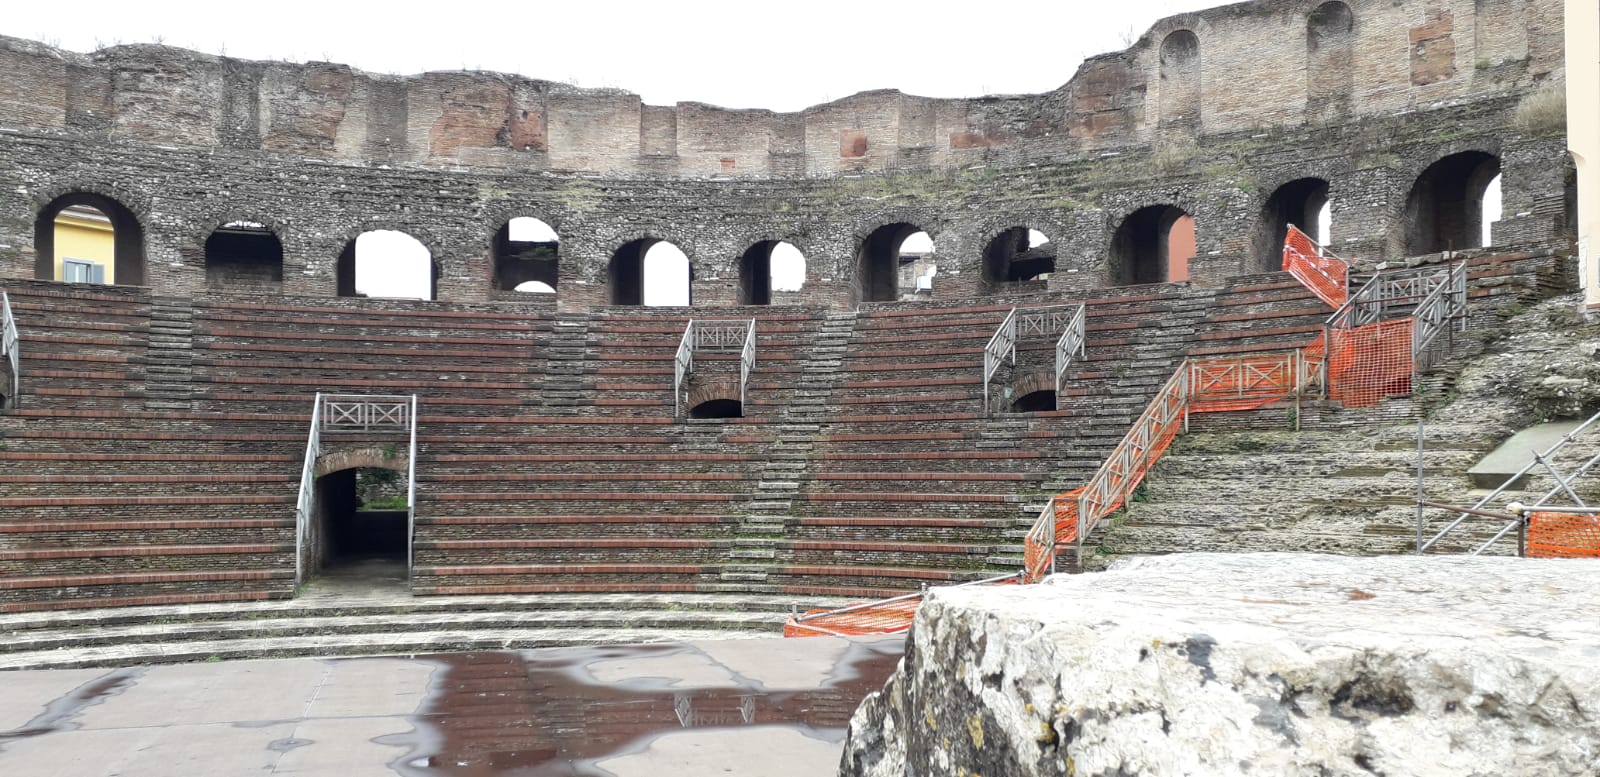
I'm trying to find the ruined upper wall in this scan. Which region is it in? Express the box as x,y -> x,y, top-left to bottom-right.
0,0 -> 1565,177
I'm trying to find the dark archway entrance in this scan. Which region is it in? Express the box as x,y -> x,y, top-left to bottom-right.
689,398 -> 743,419
857,223 -> 929,302
1404,152 -> 1501,255
983,227 -> 1056,290
205,221 -> 284,290
1011,390 -> 1057,413
1257,178 -> 1330,271
1111,205 -> 1191,285
308,466 -> 409,590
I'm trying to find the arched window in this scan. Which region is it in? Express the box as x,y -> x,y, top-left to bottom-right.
336,230 -> 435,300
610,239 -> 691,306
1257,178 -> 1331,270
858,223 -> 933,302
1403,152 -> 1502,254
1112,206 -> 1193,285
1306,2 -> 1355,119
205,221 -> 283,289
738,240 -> 807,305
1159,30 -> 1202,128
493,217 -> 559,294
34,194 -> 146,286
983,227 -> 1056,289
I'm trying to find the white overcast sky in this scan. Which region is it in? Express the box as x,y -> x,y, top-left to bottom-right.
7,1 -> 1212,112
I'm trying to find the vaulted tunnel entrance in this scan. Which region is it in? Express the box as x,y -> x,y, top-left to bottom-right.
1112,205 -> 1192,285
307,466 -> 409,590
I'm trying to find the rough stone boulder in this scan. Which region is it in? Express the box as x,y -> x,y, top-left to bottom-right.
840,553 -> 1600,776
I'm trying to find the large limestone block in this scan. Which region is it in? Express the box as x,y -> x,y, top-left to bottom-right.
841,553 -> 1600,777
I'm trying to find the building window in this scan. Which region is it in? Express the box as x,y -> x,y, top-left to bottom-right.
61,258 -> 106,284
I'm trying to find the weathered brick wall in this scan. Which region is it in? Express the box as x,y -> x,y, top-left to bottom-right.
0,0 -> 1574,313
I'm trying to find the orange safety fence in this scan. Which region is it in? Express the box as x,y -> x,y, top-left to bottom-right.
1526,512 -> 1600,558
783,574 -> 1022,637
1304,319 -> 1415,409
1282,224 -> 1348,309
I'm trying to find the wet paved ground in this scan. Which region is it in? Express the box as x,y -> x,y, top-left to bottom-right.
0,636 -> 902,776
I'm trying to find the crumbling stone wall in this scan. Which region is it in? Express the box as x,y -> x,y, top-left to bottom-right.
0,0 -> 1573,310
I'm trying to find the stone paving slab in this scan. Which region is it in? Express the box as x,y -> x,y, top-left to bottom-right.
0,636 -> 903,777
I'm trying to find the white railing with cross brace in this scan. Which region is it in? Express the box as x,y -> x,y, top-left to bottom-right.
981,308 -> 1018,413
294,393 -> 418,589
1,291 -> 18,409
674,319 -> 757,415
1410,260 -> 1468,377
1054,304 -> 1086,398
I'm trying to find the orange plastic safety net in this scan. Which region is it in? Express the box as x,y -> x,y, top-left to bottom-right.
1526,512 -> 1600,558
1282,225 -> 1348,309
1304,319 -> 1415,408
783,577 -> 1022,637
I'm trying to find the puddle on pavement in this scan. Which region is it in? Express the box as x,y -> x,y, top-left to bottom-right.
388,640 -> 903,776
0,667 -> 144,747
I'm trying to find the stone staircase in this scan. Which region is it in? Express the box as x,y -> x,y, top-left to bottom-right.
0,589 -> 852,670
144,297 -> 196,410
536,312 -> 593,414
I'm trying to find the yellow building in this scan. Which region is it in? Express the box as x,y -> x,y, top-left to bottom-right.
52,205 -> 115,284
1574,0 -> 1599,309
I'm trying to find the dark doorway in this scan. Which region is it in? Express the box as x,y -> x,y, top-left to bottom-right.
1403,151 -> 1501,254
857,223 -> 929,302
689,398 -> 743,419
205,222 -> 284,289
493,217 -> 559,294
1111,205 -> 1191,285
1257,178 -> 1331,271
983,227 -> 1056,290
309,467 -> 409,588
1011,390 -> 1057,413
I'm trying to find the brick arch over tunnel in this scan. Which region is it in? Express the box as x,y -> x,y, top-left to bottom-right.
685,380 -> 744,419
314,445 -> 412,479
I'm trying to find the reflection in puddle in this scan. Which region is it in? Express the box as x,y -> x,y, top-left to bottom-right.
0,667 -> 145,747
390,640 -> 902,776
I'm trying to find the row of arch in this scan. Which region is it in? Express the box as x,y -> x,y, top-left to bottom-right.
32,151 -> 1519,302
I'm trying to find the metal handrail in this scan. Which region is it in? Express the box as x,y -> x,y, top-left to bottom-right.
1015,303 -> 1080,338
1,291 -> 18,409
294,393 -> 324,588
786,571 -> 1024,633
1410,261 -> 1467,375
1073,363 -> 1191,548
982,308 -> 1018,413
739,319 -> 756,408
1055,304 -> 1087,397
1420,406 -> 1600,554
674,319 -> 694,416
406,394 -> 419,586
1328,263 -> 1458,332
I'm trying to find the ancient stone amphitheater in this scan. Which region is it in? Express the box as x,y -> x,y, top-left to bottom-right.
0,0 -> 1581,666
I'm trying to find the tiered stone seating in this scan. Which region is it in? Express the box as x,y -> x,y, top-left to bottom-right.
0,407 -> 305,612
835,304 -> 1011,416
189,296 -> 549,416
1184,271 -> 1333,358
3,282 -> 153,410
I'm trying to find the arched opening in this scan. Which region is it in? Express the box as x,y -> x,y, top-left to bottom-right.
1112,205 -> 1192,285
1306,2 -> 1355,120
1257,178 -> 1331,271
983,227 -> 1056,289
738,240 -> 807,305
1159,30 -> 1202,128
33,193 -> 146,286
308,466 -> 409,586
337,230 -> 435,300
204,221 -> 283,289
1404,152 -> 1502,255
688,398 -> 743,419
610,239 -> 691,306
514,281 -> 556,294
1011,390 -> 1057,413
493,217 -> 559,294
857,223 -> 933,302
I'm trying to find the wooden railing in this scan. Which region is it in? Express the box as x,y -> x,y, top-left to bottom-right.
1,290 -> 17,408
